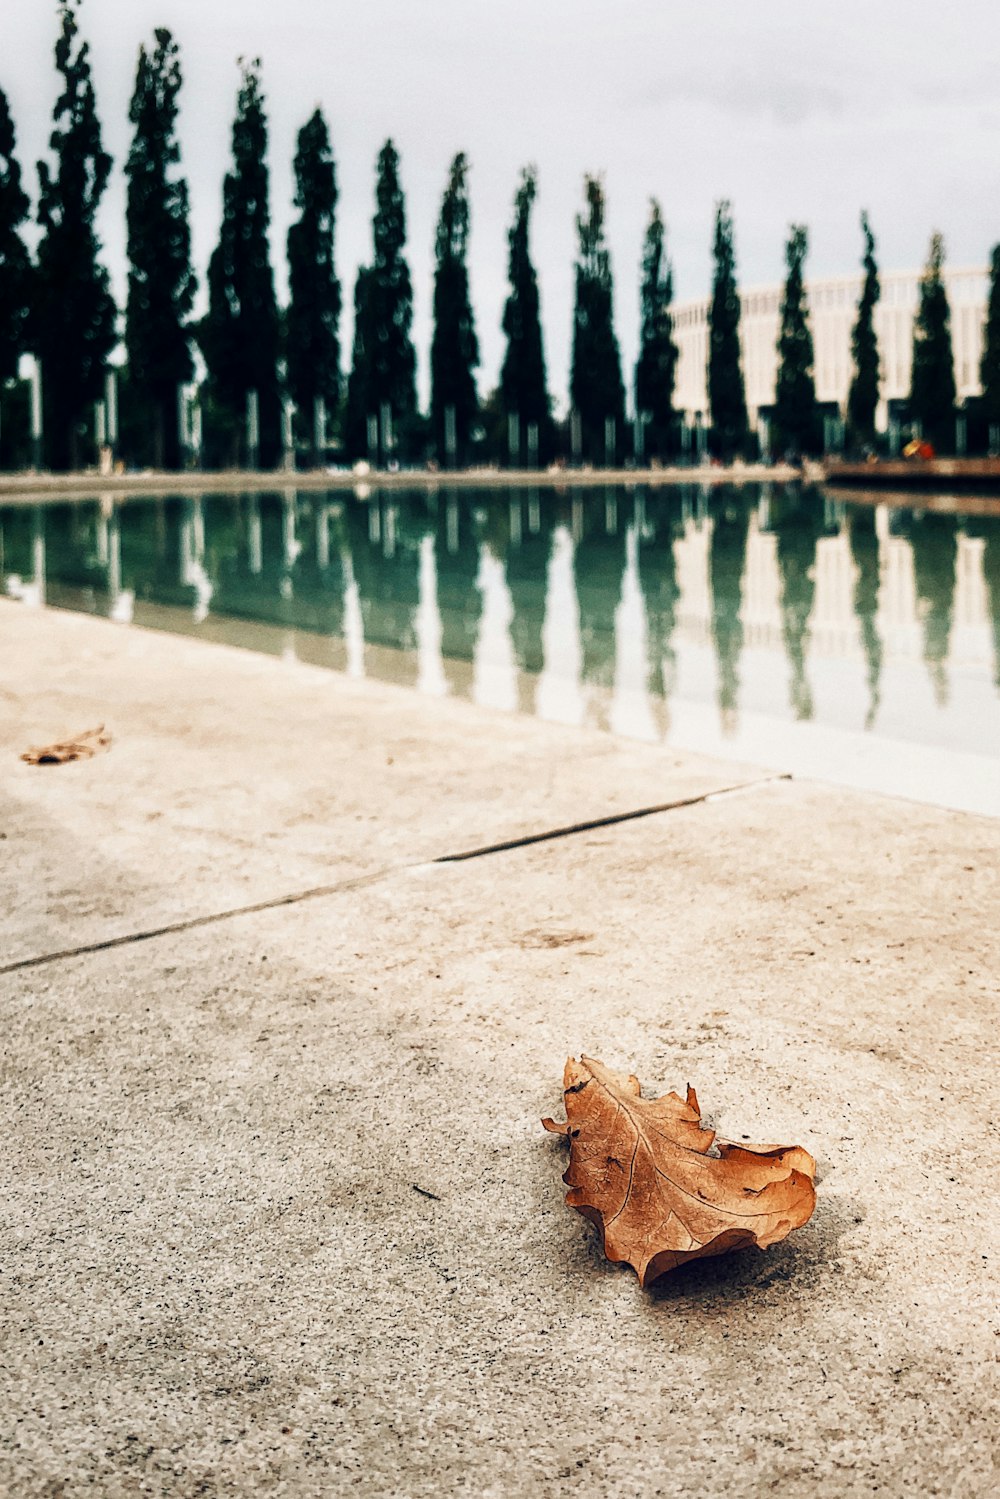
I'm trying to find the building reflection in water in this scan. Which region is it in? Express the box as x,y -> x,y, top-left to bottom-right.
2,484 -> 999,769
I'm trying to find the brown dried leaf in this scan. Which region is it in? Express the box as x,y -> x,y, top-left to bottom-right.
543,1055 -> 816,1287
21,725 -> 111,765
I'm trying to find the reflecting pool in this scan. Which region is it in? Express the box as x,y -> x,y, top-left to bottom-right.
3,482 -> 998,814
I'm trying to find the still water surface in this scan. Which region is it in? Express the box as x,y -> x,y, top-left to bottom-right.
3,483 -> 998,814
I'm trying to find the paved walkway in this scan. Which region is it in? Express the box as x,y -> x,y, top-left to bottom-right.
1,601 -> 997,1497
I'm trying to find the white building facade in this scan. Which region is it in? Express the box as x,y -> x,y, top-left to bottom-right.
671,267 -> 989,434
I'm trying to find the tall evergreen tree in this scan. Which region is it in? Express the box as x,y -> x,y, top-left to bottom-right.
499,166 -> 551,462
707,200 -> 749,462
847,211 -> 881,448
909,231 -> 956,453
634,198 -> 678,462
286,108 -> 340,463
773,224 -> 820,458
124,28 -> 195,470
429,152 -> 479,465
33,0 -> 117,470
979,244 -> 1000,443
0,85 -> 32,387
570,174 -> 624,464
345,140 -> 417,461
199,58 -> 280,468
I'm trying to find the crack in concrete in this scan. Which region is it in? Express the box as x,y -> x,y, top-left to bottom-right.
0,775 -> 788,977
433,776 -> 790,863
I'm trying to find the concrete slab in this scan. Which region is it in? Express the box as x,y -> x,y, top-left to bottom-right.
2,773 -> 997,1497
0,601 -> 765,966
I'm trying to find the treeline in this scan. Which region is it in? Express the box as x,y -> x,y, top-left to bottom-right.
2,2 -> 1000,472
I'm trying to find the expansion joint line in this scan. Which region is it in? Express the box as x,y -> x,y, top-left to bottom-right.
0,774 -> 789,976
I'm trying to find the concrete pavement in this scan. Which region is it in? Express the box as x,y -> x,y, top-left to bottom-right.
1,599 -> 997,1497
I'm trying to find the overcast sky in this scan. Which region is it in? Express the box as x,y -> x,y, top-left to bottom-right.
5,0 -> 999,409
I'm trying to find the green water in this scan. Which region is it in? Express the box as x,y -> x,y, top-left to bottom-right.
3,482 -> 998,813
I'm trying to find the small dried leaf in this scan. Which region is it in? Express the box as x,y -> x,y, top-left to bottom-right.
21,725 -> 111,765
543,1055 -> 816,1287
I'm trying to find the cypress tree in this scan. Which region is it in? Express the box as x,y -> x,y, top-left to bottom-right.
33,0 -> 117,470
499,166 -> 552,463
909,232 -> 956,453
634,198 -> 678,462
345,140 -> 417,462
979,245 -> 1000,443
707,201 -> 749,462
570,174 -> 624,464
286,108 -> 340,464
124,29 -> 195,470
0,85 -> 32,387
429,152 -> 479,466
847,211 -> 881,448
773,224 -> 820,458
200,59 -> 281,468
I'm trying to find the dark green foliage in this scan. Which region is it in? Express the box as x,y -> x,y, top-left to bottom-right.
773,225 -> 820,458
345,140 -> 417,461
124,29 -> 195,469
634,199 -> 678,461
570,175 -> 624,464
909,232 -> 956,453
286,108 -> 340,460
430,152 -> 479,465
848,507 -> 882,729
0,85 -> 32,387
199,59 -> 281,468
707,201 -> 749,462
979,245 -> 1000,433
499,167 -> 552,463
33,1 -> 117,470
847,212 -> 881,447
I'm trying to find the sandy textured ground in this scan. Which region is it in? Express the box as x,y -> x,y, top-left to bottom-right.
1,600 -> 997,1497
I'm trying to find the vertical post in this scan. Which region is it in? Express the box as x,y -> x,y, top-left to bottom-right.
526,421 -> 539,470
955,412 -> 967,458
95,401 -> 107,449
282,399 -> 295,471
30,359 -> 43,470
380,402 -> 393,465
444,404 -> 457,469
633,412 -> 645,467
313,396 -> 327,464
105,369 -> 118,459
570,408 -> 582,467
681,416 -> 691,463
604,416 -> 616,468
367,413 -> 378,466
695,412 -> 707,464
177,384 -> 188,469
191,397 -> 203,469
507,410 -> 520,469
246,389 -> 260,470
758,415 -> 770,464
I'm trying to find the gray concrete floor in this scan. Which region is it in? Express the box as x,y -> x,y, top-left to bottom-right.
1,600 -> 998,1498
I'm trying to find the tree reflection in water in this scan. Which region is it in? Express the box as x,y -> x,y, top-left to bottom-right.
900,511 -> 958,708
847,505 -> 883,730
773,484 -> 825,722
708,487 -> 750,736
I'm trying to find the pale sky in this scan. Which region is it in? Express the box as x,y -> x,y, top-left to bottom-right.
4,0 -> 999,410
